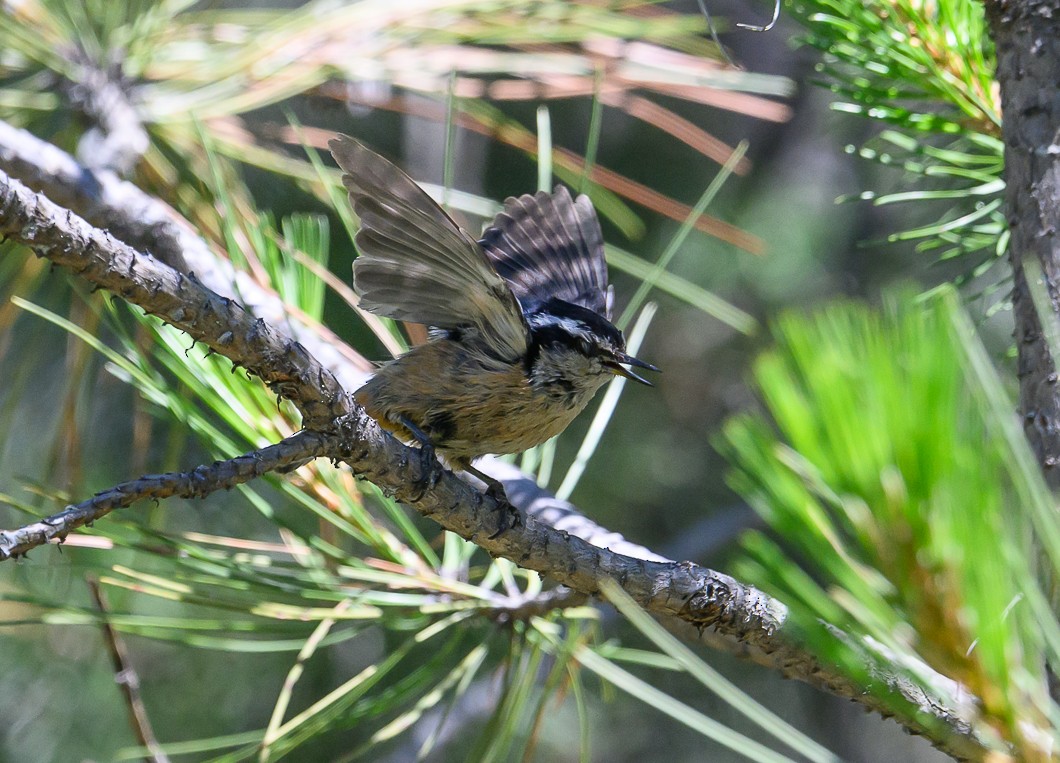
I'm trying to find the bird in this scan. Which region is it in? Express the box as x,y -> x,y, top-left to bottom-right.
329,135 -> 658,531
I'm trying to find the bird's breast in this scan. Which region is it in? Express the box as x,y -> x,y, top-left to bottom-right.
354,339 -> 607,459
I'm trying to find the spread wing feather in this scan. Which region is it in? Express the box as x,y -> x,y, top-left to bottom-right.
329,134 -> 527,360
479,187 -> 612,318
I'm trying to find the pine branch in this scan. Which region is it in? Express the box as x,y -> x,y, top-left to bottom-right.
484,459 -> 670,562
0,133 -> 990,760
64,50 -> 149,175
984,0 -> 1060,486
0,121 -> 187,269
487,585 -> 589,624
0,168 -> 349,430
0,121 -> 369,390
0,430 -> 328,559
986,0 -> 1060,716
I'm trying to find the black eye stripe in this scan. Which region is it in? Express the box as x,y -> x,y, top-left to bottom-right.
525,298 -> 625,350
529,324 -> 588,350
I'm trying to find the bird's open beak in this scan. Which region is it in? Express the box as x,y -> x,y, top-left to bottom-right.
604,352 -> 660,386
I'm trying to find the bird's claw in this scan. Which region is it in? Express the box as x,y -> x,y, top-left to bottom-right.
484,481 -> 521,539
409,442 -> 440,501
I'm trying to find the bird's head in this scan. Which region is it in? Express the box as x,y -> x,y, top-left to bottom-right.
526,298 -> 659,389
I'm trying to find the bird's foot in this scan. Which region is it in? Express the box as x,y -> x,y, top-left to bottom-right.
410,441 -> 441,501
483,479 -> 521,539
397,416 -> 441,501
461,463 -> 522,539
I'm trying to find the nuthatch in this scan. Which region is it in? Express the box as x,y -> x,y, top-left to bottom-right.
331,136 -> 658,527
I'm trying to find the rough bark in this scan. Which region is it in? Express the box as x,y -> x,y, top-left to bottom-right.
0,121 -> 370,391
984,0 -> 1060,483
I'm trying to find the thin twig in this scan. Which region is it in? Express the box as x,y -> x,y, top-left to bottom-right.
86,577 -> 170,763
0,430 -> 328,559
64,50 -> 149,175
487,586 -> 590,624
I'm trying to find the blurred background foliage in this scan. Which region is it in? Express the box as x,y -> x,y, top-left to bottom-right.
0,0 -> 1047,761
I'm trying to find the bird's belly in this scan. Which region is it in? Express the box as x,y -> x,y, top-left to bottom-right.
441,393 -> 589,457
355,344 -> 605,461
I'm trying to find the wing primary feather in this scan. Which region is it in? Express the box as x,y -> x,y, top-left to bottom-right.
479,186 -> 610,316
329,134 -> 527,360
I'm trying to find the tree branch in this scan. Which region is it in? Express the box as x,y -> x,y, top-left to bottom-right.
0,168 -> 350,430
487,585 -> 590,623
0,134 -> 990,760
985,0 -> 1060,715
984,0 -> 1060,484
0,121 -> 370,391
0,430 -> 328,559
64,50 -> 149,175
483,459 -> 670,562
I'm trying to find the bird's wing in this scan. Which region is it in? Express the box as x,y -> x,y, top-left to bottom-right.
479,187 -> 613,319
330,134 -> 528,360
